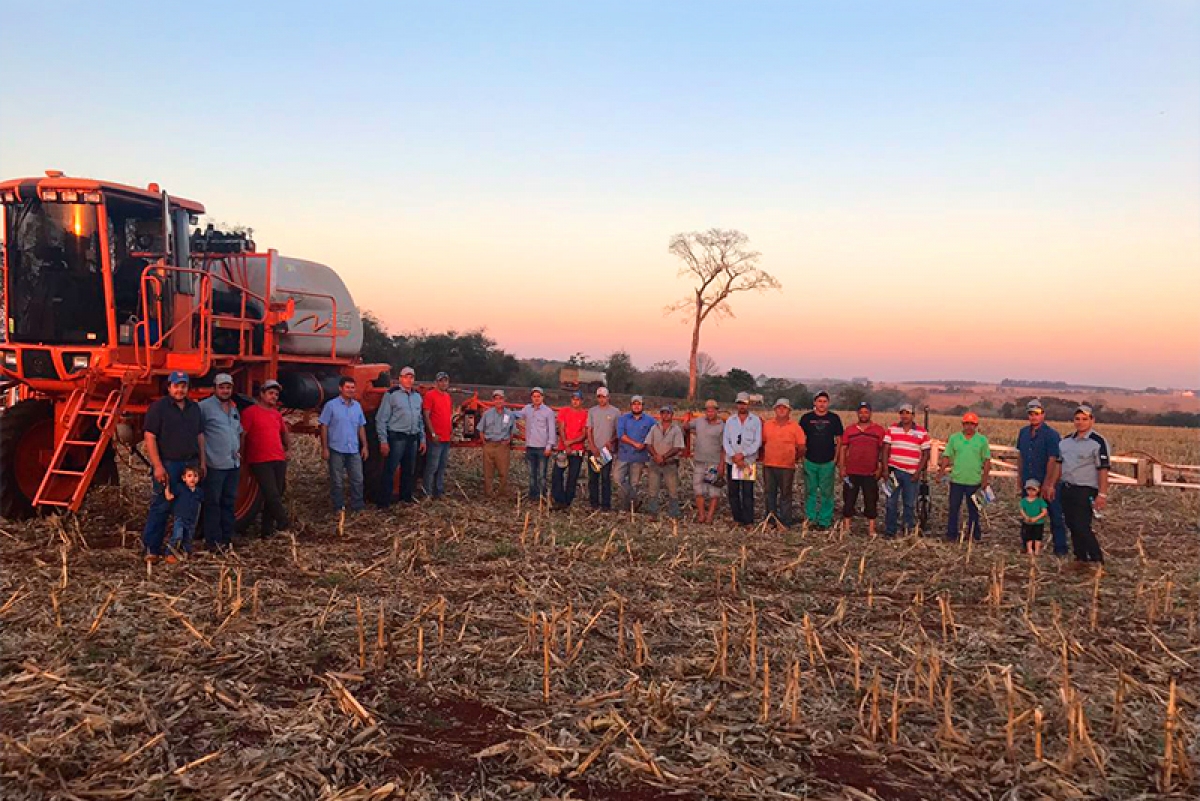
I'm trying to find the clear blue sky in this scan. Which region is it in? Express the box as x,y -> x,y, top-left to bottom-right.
3,1 -> 1197,388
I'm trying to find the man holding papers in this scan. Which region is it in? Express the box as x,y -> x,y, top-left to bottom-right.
723,391 -> 763,525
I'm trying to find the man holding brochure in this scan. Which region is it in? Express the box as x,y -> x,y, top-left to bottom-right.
586,387 -> 621,510
723,391 -> 763,525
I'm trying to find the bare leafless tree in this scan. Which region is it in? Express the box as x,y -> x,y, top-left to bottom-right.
696,351 -> 720,378
667,229 -> 781,400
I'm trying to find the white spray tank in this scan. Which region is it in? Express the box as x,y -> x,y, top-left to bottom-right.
244,253 -> 363,358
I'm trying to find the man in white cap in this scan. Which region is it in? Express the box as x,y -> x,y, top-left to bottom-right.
477,389 -> 516,499
761,397 -> 805,527
198,373 -> 243,549
242,379 -> 291,538
687,399 -> 726,524
375,366 -> 426,506
615,395 -> 656,511
881,403 -> 931,537
644,404 -> 685,517
516,387 -> 557,500
722,391 -> 763,524
1052,404 -> 1111,564
586,387 -> 621,510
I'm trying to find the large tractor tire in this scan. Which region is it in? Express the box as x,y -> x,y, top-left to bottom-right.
0,399 -> 54,520
233,467 -> 263,533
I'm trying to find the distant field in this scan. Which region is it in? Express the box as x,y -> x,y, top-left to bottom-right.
884,383 -> 1200,415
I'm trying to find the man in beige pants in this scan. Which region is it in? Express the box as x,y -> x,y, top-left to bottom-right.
478,389 -> 516,498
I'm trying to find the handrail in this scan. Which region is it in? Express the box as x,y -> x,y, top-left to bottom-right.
275,285 -> 342,358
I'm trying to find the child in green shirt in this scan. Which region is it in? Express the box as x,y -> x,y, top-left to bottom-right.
1019,478 -> 1049,554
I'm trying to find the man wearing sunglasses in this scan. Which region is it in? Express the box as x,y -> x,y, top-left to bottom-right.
1016,399 -> 1068,556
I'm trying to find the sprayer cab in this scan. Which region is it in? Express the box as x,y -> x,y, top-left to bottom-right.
0,171 -> 203,388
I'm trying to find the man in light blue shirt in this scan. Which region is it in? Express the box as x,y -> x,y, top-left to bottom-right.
375,366 -> 426,507
615,395 -> 657,511
198,373 -> 243,549
478,389 -> 517,498
516,387 -> 557,500
723,392 -> 763,524
318,376 -> 368,512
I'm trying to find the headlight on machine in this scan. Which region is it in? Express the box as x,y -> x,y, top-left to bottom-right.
71,354 -> 90,371
2,352 -> 16,369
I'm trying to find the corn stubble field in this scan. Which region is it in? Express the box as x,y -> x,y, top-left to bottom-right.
1,416 -> 1197,800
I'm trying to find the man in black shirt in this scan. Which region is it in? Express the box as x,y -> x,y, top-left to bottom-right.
799,390 -> 844,529
142,371 -> 205,561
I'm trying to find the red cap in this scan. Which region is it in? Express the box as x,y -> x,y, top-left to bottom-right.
962,412 -> 979,424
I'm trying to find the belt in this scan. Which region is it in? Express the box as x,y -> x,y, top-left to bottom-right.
387,430 -> 420,436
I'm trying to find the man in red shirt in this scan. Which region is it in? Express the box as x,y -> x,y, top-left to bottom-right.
552,391 -> 589,509
422,371 -> 455,499
838,402 -> 886,536
241,379 -> 292,538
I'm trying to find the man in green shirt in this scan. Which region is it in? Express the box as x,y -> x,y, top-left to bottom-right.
937,412 -> 991,541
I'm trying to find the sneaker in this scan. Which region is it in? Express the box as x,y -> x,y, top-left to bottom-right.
165,554 -> 179,565
145,554 -> 160,565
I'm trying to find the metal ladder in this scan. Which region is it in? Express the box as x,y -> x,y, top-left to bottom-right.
33,384 -> 133,511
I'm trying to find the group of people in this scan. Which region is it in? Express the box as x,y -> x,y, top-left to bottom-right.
141,370 -> 290,562
139,367 -> 1114,567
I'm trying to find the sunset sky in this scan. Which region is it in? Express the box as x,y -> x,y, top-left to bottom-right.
2,2 -> 1197,388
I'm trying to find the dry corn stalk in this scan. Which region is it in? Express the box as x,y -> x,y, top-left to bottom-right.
759,646 -> 771,723
356,596 -> 366,671
747,599 -> 758,681
1090,566 -> 1103,631
542,613 -> 551,703
86,586 -> 118,638
1034,706 -> 1044,760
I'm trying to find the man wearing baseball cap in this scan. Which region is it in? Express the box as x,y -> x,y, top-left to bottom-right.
761,398 -> 805,527
552,391 -> 589,509
198,373 -> 243,549
421,371 -> 455,500
838,401 -> 886,537
476,389 -> 515,498
142,371 -> 205,561
242,379 -> 292,538
586,387 -> 621,510
376,366 -> 426,506
881,403 -> 931,537
799,390 -> 844,529
938,412 -> 992,542
516,387 -> 557,501
723,391 -> 763,525
1015,399 -> 1068,556
1052,404 -> 1111,563
615,395 -> 656,511
687,399 -> 726,524
643,404 -> 685,518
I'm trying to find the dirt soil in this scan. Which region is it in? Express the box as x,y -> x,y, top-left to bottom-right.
1,441 -> 1197,800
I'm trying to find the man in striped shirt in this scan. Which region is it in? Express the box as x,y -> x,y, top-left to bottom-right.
880,403 -> 931,537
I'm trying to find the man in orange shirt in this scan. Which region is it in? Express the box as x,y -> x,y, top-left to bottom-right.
761,398 -> 806,528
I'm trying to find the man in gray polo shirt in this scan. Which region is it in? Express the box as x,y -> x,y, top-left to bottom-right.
198,373 -> 243,549
1050,404 -> 1111,563
586,388 -> 621,510
688,400 -> 726,524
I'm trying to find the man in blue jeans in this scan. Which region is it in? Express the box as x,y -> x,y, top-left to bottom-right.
319,376 -> 369,512
517,387 -> 557,500
198,373 -> 243,550
1016,399 -> 1069,556
142,371 -> 205,562
880,404 -> 931,537
938,412 -> 992,541
375,366 -> 426,506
